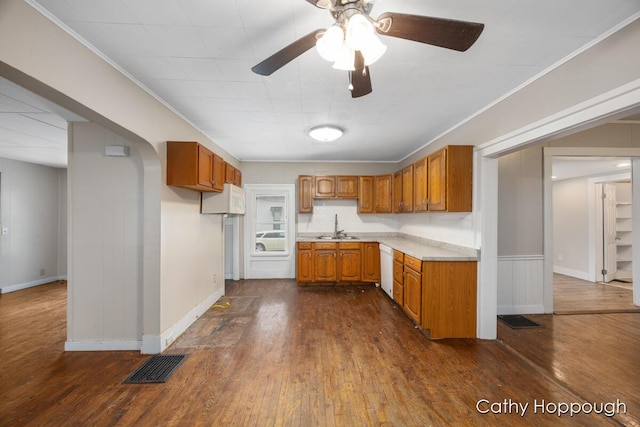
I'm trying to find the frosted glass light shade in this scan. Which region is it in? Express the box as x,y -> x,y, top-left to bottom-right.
361,35 -> 387,65
316,26 -> 344,62
309,125 -> 343,142
346,14 -> 374,51
332,42 -> 355,71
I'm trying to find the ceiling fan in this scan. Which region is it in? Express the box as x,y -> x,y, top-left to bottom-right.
251,0 -> 484,98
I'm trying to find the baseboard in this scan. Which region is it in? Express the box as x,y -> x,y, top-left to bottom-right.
1,276 -> 67,294
64,340 -> 142,352
142,287 -> 226,354
497,304 -> 546,315
553,266 -> 590,281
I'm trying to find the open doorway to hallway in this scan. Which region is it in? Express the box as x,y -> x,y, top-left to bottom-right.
551,155 -> 637,313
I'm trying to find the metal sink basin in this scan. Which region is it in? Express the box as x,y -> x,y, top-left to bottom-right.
316,235 -> 359,240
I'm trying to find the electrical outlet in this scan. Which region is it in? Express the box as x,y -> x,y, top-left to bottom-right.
558,254 -> 564,261
214,274 -> 217,284
39,268 -> 46,276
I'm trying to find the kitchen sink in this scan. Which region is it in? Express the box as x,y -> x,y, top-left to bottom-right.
316,235 -> 359,240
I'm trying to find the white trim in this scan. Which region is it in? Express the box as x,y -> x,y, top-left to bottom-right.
65,340 -> 141,352
497,305 -> 545,315
140,287 -> 226,354
553,266 -> 590,281
498,255 -> 544,262
633,159 -> 640,306
0,276 -> 66,294
480,78 -> 640,158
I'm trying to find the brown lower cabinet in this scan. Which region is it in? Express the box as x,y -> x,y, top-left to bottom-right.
297,241 -> 380,284
393,249 -> 477,339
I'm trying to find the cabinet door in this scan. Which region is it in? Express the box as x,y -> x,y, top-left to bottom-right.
358,176 -> 374,213
197,145 -> 214,190
393,279 -> 404,305
336,176 -> 358,198
298,176 -> 314,213
427,148 -> 447,211
212,153 -> 225,192
374,174 -> 393,213
361,242 -> 380,282
234,169 -> 242,187
403,268 -> 422,323
314,250 -> 337,281
393,170 -> 403,213
413,157 -> 428,212
224,162 -> 235,184
297,248 -> 314,282
338,248 -> 361,281
314,176 -> 336,198
402,165 -> 414,212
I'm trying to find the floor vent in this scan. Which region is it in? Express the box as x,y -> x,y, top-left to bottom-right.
498,315 -> 542,329
123,354 -> 188,384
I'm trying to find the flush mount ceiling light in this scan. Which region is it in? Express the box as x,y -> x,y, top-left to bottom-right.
309,125 -> 343,142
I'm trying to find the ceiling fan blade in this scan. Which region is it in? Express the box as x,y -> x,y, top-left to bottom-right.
252,29 -> 324,76
376,12 -> 484,52
350,51 -> 372,98
305,0 -> 332,8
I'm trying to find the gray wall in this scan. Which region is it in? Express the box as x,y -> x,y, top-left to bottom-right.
0,157 -> 66,292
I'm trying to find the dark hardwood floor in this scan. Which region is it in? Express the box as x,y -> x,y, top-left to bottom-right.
1,279 -> 638,426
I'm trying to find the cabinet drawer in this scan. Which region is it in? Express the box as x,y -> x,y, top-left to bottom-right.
298,242 -> 312,250
404,254 -> 422,272
393,259 -> 404,283
393,250 -> 404,262
338,242 -> 360,250
314,242 -> 337,250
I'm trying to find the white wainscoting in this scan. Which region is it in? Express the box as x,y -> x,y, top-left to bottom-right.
497,255 -> 545,315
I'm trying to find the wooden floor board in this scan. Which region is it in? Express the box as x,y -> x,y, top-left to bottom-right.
1,279 -> 638,425
553,273 -> 639,314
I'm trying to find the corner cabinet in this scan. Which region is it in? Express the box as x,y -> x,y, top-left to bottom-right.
167,141 -> 225,192
427,146 -> 473,212
393,248 -> 477,339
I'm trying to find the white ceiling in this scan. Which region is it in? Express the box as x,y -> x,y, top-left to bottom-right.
552,156 -> 631,181
2,0 -> 640,167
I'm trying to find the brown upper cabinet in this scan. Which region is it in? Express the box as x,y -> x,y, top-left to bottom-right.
393,170 -> 403,213
167,141 -> 225,192
336,176 -> 358,198
314,176 -> 336,198
358,176 -> 374,214
427,146 -> 473,212
413,157 -> 428,212
374,174 -> 393,213
359,175 -> 392,214
401,165 -> 414,212
298,175 -> 314,214
224,162 -> 242,187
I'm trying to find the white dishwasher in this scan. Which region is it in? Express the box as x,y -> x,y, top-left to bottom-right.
379,244 -> 394,298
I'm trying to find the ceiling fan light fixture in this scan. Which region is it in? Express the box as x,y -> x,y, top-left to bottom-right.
332,42 -> 356,71
309,125 -> 343,142
316,25 -> 344,61
361,35 -> 387,65
345,13 -> 375,51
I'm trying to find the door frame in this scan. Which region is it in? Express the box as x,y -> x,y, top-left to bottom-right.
243,184 -> 296,279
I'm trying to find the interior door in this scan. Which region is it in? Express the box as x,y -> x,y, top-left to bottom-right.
244,184 -> 296,279
603,183 -> 617,282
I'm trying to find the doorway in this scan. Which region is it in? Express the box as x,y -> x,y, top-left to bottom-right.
547,150 -> 640,314
243,184 -> 296,279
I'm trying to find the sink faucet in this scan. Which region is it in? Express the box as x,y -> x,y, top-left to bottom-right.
333,214 -> 345,238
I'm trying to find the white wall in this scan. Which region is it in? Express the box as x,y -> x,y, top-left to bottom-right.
0,157 -> 66,293
553,177 -> 590,279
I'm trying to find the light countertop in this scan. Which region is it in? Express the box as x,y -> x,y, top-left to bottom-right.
296,233 -> 478,261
